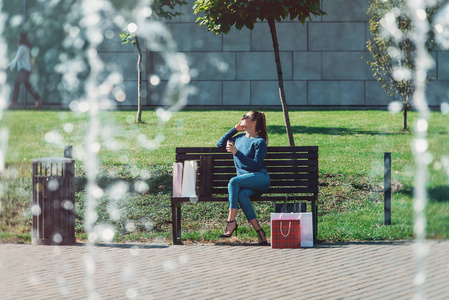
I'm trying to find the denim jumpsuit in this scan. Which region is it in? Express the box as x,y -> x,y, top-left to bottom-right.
217,128 -> 271,221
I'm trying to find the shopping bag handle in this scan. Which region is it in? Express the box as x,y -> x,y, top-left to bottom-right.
280,221 -> 291,237
285,194 -> 296,202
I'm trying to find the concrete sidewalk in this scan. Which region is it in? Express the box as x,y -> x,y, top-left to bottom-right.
0,240 -> 448,299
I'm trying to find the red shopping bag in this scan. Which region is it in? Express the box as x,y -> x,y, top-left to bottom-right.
271,219 -> 301,249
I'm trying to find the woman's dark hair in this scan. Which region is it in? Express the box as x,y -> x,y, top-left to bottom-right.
18,32 -> 32,48
251,110 -> 268,144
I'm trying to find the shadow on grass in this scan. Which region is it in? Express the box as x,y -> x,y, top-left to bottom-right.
267,125 -> 407,136
75,173 -> 172,194
397,186 -> 449,203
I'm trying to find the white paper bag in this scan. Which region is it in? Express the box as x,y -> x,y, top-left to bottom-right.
172,162 -> 183,197
181,160 -> 198,203
271,213 -> 313,247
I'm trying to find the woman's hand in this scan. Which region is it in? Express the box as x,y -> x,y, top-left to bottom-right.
226,141 -> 238,155
235,121 -> 245,132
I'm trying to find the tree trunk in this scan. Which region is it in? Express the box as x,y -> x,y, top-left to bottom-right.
403,102 -> 408,131
267,17 -> 295,146
135,36 -> 142,124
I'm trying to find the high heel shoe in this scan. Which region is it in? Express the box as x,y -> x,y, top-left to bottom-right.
219,220 -> 238,238
256,228 -> 268,246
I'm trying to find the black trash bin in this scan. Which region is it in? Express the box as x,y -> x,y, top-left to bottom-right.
31,157 -> 75,245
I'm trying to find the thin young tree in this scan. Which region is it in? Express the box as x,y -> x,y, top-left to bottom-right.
366,0 -> 438,131
120,0 -> 187,123
194,0 -> 325,146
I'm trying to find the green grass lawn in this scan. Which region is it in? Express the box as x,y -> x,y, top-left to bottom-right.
1,109 -> 448,244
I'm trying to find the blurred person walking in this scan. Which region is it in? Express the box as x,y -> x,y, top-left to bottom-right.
6,32 -> 42,109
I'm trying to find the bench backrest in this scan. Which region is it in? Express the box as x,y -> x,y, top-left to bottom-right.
175,146 -> 319,202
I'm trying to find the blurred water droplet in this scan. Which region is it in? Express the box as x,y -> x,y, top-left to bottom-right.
129,246 -> 140,256
441,102 -> 449,114
79,101 -> 90,112
178,254 -> 189,265
105,29 -> 114,39
388,101 -> 402,113
156,108 -> 172,122
162,260 -> 177,271
141,7 -> 152,18
101,227 -> 115,242
31,205 -> 41,216
108,181 -> 128,201
414,138 -> 428,153
134,181 -> 149,193
84,253 -> 96,275
88,232 -> 98,243
10,15 -> 23,27
126,288 -> 138,299
392,67 -> 412,81
143,219 -> 154,231
127,23 -> 137,33
150,75 -> 160,86
414,272 -> 426,285
416,119 -> 428,133
91,142 -> 101,153
69,26 -> 80,37
64,123 -> 74,133
62,199 -> 74,210
125,222 -> 136,232
48,179 -> 59,191
91,185 -> 104,198
115,91 -> 126,102
29,275 -> 39,286
53,233 -> 63,244
119,155 -> 129,163
109,207 -> 121,220
181,74 -> 191,83
416,9 -> 427,20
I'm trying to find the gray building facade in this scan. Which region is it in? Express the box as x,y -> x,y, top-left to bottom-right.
99,0 -> 449,109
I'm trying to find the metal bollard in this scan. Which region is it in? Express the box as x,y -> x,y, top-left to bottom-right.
384,152 -> 391,225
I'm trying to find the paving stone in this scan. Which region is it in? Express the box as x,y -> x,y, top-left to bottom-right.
0,240 -> 448,299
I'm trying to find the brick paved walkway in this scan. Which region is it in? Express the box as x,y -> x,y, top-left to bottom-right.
0,240 -> 448,299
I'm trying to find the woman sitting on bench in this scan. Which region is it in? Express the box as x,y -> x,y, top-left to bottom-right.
216,110 -> 271,245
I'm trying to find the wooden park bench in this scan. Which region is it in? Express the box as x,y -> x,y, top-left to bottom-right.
171,146 -> 319,245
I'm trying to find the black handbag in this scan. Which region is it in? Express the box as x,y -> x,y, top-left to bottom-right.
275,195 -> 306,213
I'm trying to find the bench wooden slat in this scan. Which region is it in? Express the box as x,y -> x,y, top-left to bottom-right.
265,153 -> 318,159
213,173 -> 318,180
266,160 -> 318,166
214,159 -> 318,168
198,182 -> 320,193
211,178 -> 318,186
267,179 -> 319,187
267,166 -> 319,173
177,152 -> 319,161
212,187 -> 318,194
175,146 -> 318,154
172,195 -> 317,203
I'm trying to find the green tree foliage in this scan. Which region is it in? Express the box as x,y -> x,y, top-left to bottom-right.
120,0 -> 187,123
194,0 -> 324,32
194,0 -> 325,146
366,0 -> 438,131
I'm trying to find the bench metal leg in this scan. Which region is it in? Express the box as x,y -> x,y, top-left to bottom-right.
171,200 -> 183,245
312,199 -> 318,244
